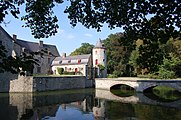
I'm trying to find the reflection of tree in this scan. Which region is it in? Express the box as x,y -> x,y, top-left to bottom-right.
106,101 -> 136,119
134,104 -> 180,120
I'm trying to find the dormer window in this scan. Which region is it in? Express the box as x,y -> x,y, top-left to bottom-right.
78,59 -> 81,64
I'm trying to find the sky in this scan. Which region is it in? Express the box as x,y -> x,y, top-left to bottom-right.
1,2 -> 123,55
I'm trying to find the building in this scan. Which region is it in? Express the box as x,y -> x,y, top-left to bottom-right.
13,36 -> 60,74
52,53 -> 92,77
0,26 -> 60,75
92,39 -> 107,78
52,39 -> 107,78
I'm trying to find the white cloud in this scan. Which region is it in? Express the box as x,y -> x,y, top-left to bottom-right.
84,33 -> 93,37
67,34 -> 75,39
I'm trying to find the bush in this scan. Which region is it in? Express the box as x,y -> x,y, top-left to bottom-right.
158,68 -> 176,79
107,74 -> 118,78
63,71 -> 75,75
57,68 -> 64,75
75,71 -> 83,75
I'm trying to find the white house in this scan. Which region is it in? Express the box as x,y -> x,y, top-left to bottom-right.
52,53 -> 92,76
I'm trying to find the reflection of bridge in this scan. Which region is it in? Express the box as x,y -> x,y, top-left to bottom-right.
95,78 -> 181,92
95,89 -> 181,109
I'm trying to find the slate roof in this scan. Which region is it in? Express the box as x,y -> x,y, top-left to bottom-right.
15,39 -> 60,57
94,39 -> 105,48
52,54 -> 91,66
0,26 -> 60,57
0,26 -> 13,40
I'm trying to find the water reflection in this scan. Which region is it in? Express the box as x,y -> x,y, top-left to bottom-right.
0,89 -> 181,120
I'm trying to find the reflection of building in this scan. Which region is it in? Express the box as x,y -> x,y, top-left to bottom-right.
0,89 -> 94,119
93,99 -> 106,119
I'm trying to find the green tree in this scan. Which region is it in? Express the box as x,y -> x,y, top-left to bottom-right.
103,33 -> 132,77
1,1 -> 180,39
70,43 -> 94,55
57,67 -> 64,75
157,54 -> 181,79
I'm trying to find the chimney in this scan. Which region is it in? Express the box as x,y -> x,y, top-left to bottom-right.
13,34 -> 17,41
39,40 -> 43,47
62,53 -> 66,58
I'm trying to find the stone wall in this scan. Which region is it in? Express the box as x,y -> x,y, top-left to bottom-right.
10,76 -> 33,92
6,76 -> 94,93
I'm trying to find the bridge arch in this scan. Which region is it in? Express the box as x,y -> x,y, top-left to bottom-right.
140,82 -> 181,93
110,84 -> 135,90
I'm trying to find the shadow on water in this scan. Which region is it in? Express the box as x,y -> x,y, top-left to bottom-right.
143,86 -> 181,102
110,84 -> 136,97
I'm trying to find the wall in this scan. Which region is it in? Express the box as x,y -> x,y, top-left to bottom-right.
7,76 -> 94,92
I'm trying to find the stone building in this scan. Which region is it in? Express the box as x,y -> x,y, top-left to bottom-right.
0,26 -> 60,75
13,36 -> 60,74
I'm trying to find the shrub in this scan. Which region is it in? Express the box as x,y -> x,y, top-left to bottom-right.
57,68 -> 64,75
158,68 -> 176,79
63,71 -> 75,75
107,74 -> 118,78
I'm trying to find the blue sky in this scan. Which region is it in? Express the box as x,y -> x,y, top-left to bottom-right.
1,2 -> 123,55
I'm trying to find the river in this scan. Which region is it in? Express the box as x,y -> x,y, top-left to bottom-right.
0,88 -> 181,120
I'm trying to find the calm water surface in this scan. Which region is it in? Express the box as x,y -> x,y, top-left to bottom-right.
0,88 -> 181,120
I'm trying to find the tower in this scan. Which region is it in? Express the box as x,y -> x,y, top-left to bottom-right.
92,39 -> 107,78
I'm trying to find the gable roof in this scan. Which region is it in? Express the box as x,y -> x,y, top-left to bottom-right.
0,26 -> 13,40
0,26 -> 60,57
52,54 -> 91,66
15,39 -> 60,57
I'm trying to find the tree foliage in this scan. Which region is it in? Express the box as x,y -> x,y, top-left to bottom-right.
1,0 -> 180,39
0,50 -> 39,75
70,43 -> 94,56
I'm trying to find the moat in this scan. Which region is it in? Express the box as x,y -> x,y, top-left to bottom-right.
0,88 -> 181,120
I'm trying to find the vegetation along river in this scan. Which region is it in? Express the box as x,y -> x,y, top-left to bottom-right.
0,87 -> 181,120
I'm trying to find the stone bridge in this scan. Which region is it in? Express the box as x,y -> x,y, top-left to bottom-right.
95,77 -> 181,92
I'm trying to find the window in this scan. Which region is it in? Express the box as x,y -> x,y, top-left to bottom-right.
68,60 -> 71,63
95,51 -> 97,54
37,67 -> 41,73
48,58 -> 51,64
95,59 -> 98,65
103,59 -> 105,62
78,59 -> 81,64
0,41 -> 2,45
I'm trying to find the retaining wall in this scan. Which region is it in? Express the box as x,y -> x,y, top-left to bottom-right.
3,76 -> 94,92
